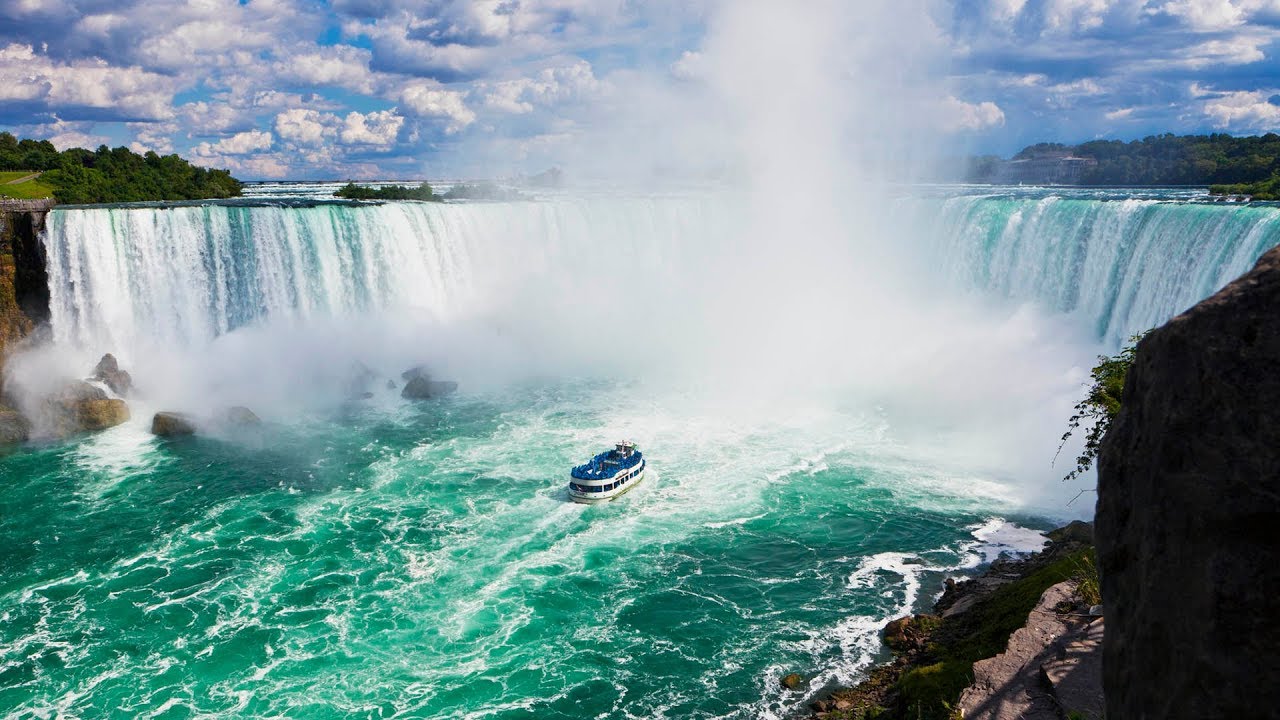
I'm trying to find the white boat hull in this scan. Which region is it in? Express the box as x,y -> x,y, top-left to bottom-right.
568,464 -> 646,504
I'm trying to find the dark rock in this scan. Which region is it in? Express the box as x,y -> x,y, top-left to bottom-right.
386,379 -> 396,390
92,353 -> 133,396
220,406 -> 261,426
882,614 -> 938,654
1045,520 -> 1093,546
401,375 -> 458,400
780,673 -> 804,691
0,408 -> 29,444
401,364 -> 430,381
151,411 -> 197,436
1097,244 -> 1280,720
345,361 -> 379,398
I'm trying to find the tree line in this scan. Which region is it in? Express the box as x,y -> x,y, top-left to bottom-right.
0,133 -> 241,203
966,133 -> 1280,189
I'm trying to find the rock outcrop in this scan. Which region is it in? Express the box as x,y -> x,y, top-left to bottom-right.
0,200 -> 51,387
957,582 -> 1102,720
0,407 -> 29,444
1097,244 -> 1280,719
43,381 -> 129,436
151,411 -> 197,437
92,353 -> 133,396
219,406 -> 261,426
400,365 -> 458,400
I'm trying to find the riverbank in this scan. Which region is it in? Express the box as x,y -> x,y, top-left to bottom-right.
807,521 -> 1099,719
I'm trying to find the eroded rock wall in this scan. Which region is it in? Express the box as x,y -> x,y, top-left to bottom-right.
1097,244 -> 1280,719
0,201 -> 51,398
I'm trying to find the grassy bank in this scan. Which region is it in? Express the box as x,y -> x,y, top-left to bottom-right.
0,172 -> 55,200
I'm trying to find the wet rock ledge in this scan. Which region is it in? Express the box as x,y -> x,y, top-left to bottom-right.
806,522 -> 1101,720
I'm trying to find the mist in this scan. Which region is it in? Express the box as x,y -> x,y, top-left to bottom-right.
10,1 -> 1105,513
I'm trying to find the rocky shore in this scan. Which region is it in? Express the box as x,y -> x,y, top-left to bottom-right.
805,521 -> 1100,720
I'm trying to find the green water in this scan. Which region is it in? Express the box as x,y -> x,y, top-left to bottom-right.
0,381 -> 1048,718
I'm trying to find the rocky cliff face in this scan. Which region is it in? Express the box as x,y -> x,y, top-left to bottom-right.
0,201 -> 51,387
1097,244 -> 1280,719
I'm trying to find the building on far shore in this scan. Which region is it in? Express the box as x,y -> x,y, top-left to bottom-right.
992,152 -> 1099,185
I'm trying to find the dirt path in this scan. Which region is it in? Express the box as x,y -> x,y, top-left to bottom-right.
4,172 -> 41,185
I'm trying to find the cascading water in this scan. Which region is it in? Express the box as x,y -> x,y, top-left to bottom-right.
44,190 -> 1280,359
3,188 -> 1278,719
899,188 -> 1280,344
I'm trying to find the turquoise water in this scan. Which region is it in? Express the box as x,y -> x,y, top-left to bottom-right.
5,186 -> 1278,717
1,382 -> 1042,718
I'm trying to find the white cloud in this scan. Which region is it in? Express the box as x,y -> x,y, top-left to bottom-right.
1199,86 -> 1280,128
482,61 -> 601,114
339,110 -> 404,146
274,108 -> 337,145
399,84 -> 476,133
274,44 -> 379,94
0,42 -> 176,120
670,50 -> 705,81
22,119 -> 108,151
940,96 -> 1007,132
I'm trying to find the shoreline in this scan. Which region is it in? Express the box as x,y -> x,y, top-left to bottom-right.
802,521 -> 1098,719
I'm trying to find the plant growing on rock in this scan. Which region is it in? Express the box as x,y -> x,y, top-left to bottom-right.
1057,332 -> 1150,483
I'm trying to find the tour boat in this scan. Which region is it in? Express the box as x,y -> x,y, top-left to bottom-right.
568,441 -> 646,504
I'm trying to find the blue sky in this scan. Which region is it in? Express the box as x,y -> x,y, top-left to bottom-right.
2,0 -> 1280,179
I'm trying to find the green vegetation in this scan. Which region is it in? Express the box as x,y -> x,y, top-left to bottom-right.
441,182 -> 522,201
892,548 -> 1097,720
0,172 -> 56,200
1018,133 -> 1280,185
1209,176 -> 1280,200
334,181 -> 440,201
1057,332 -> 1149,483
0,132 -> 241,204
966,133 -> 1280,188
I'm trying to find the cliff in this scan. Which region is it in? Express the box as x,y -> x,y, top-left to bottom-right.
0,199 -> 52,393
1097,244 -> 1280,718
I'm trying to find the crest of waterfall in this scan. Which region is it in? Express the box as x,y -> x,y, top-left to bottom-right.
43,192 -> 1280,359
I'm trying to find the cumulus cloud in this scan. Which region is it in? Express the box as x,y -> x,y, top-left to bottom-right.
481,61 -> 601,114
274,44 -> 379,94
399,85 -> 476,133
0,42 -> 176,121
1198,86 -> 1280,128
273,107 -> 405,147
339,110 -> 404,146
194,129 -> 274,156
940,96 -> 1007,132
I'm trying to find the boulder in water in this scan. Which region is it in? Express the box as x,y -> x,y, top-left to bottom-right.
43,380 -> 129,436
780,673 -> 804,691
401,375 -> 458,400
401,364 -> 430,381
151,412 -> 197,437
0,408 -> 30,444
219,406 -> 261,426
92,353 -> 133,396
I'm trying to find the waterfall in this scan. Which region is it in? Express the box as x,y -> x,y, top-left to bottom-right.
41,191 -> 1280,357
900,191 -> 1280,344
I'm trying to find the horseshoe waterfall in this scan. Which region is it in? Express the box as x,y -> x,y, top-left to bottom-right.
2,187 -> 1277,719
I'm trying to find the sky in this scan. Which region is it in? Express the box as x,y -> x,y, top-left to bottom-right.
3,0 -> 1280,179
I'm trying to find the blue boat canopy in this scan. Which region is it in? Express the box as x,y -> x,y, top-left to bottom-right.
571,441 -> 642,480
